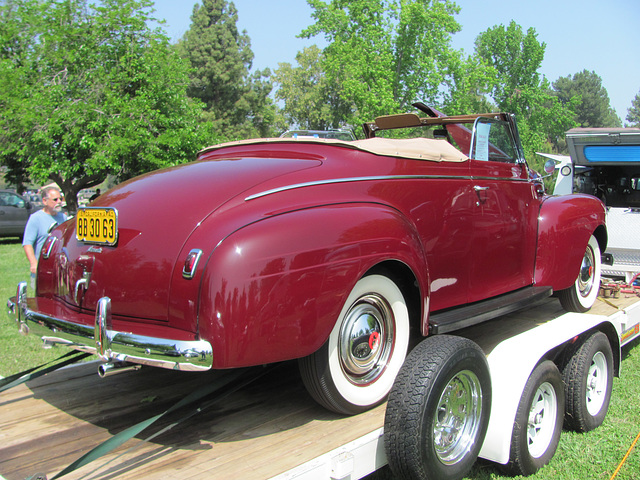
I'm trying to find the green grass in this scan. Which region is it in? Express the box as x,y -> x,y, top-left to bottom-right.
1,239 -> 639,479
1,237 -> 62,376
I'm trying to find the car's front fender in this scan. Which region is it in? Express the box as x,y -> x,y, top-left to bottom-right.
535,194 -> 606,290
196,203 -> 429,369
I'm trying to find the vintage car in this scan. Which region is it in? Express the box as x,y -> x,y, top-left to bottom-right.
8,107 -> 606,417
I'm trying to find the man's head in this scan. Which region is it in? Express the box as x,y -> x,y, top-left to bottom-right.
41,187 -> 63,215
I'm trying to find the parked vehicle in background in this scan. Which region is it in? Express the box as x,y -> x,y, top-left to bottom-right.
280,128 -> 356,140
0,190 -> 35,239
549,127 -> 640,281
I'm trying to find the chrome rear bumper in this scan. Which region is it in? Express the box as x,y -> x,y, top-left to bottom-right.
7,282 -> 213,372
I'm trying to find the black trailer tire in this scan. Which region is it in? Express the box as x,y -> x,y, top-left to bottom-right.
558,235 -> 601,312
562,331 -> 614,432
504,360 -> 564,476
385,335 -> 491,480
299,274 -> 410,415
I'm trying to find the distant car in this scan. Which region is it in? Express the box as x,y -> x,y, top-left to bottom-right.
280,128 -> 356,141
8,108 -> 606,417
0,190 -> 34,239
27,193 -> 43,211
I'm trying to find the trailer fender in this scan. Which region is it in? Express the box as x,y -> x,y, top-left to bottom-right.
479,313 -> 619,465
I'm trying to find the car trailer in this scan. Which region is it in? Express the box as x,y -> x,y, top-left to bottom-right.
2,295 -> 639,480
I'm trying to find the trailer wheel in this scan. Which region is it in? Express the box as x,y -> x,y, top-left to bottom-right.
385,335 -> 491,480
299,274 -> 410,415
562,331 -> 613,432
558,235 -> 601,312
504,360 -> 564,476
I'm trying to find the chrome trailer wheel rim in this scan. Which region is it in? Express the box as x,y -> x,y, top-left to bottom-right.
586,351 -> 608,415
434,370 -> 483,465
527,381 -> 558,458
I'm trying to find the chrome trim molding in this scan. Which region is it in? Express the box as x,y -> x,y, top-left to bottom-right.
7,283 -> 212,372
245,174 -> 534,201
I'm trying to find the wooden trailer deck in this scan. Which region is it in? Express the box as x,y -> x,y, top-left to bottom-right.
1,294 -> 638,480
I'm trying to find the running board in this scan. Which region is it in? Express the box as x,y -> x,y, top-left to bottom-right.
429,286 -> 553,334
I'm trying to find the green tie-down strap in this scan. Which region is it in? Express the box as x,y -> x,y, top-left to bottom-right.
0,350 -> 92,394
49,365 -> 273,479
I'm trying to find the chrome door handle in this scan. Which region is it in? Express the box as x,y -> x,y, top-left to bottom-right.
473,186 -> 489,191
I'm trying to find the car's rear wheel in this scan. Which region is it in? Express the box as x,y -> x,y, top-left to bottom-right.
558,234 -> 601,312
299,274 -> 410,415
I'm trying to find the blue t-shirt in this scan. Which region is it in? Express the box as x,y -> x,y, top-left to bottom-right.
23,209 -> 67,258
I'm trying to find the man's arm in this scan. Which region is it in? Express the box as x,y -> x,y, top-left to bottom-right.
23,244 -> 38,274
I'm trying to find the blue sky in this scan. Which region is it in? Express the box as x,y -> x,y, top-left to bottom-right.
152,0 -> 639,122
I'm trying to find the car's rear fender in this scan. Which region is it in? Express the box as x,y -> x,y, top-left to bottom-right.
196,203 -> 429,369
534,194 -> 606,290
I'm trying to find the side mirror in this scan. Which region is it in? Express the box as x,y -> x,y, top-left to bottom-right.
544,159 -> 556,175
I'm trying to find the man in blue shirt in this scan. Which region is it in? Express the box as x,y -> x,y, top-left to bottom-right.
23,186 -> 67,278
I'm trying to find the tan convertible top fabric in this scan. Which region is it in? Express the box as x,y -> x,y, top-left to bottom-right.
202,136 -> 468,163
351,137 -> 468,162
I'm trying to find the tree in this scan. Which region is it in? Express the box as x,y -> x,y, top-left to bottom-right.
297,0 -> 470,125
474,21 -> 576,161
176,0 -> 277,138
553,70 -> 621,128
0,0 -> 208,212
626,90 -> 640,128
274,45 -> 352,130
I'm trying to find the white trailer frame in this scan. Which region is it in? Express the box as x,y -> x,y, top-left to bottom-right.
272,299 -> 640,479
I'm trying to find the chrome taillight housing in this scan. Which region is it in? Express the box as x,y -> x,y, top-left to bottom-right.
182,249 -> 203,279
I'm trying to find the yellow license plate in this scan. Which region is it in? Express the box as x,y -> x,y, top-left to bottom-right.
76,207 -> 118,245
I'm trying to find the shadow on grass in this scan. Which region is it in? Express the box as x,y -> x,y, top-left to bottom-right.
0,237 -> 22,245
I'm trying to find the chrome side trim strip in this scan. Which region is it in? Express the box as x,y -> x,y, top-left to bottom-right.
7,284 -> 212,372
245,174 -> 534,201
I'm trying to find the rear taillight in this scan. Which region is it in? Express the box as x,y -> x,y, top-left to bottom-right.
41,236 -> 57,259
182,249 -> 203,279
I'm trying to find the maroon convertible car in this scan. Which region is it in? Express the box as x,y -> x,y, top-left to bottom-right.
8,108 -> 606,418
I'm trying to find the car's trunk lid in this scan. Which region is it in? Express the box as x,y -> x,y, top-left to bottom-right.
53,155 -> 321,322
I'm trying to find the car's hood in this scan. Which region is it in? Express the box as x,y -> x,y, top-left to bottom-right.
49,156 -> 321,322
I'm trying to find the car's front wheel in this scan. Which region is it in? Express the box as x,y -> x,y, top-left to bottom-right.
299,273 -> 410,415
558,234 -> 601,312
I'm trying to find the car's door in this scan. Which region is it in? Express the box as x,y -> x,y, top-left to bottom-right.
467,118 -> 541,302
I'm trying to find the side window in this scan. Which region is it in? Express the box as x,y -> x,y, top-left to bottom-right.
470,118 -> 518,163
0,192 -> 25,208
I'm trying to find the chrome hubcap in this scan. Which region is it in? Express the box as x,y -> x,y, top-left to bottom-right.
434,370 -> 483,465
339,294 -> 394,385
578,245 -> 595,297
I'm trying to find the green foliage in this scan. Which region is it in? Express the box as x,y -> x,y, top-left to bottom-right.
293,0 -> 481,125
176,0 -> 278,138
626,90 -> 640,128
0,0 -> 209,211
474,21 -> 577,162
474,21 -> 545,107
553,70 -> 622,128
274,45 -> 353,130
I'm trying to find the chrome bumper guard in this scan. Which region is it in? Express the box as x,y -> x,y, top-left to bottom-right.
7,282 -> 213,372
